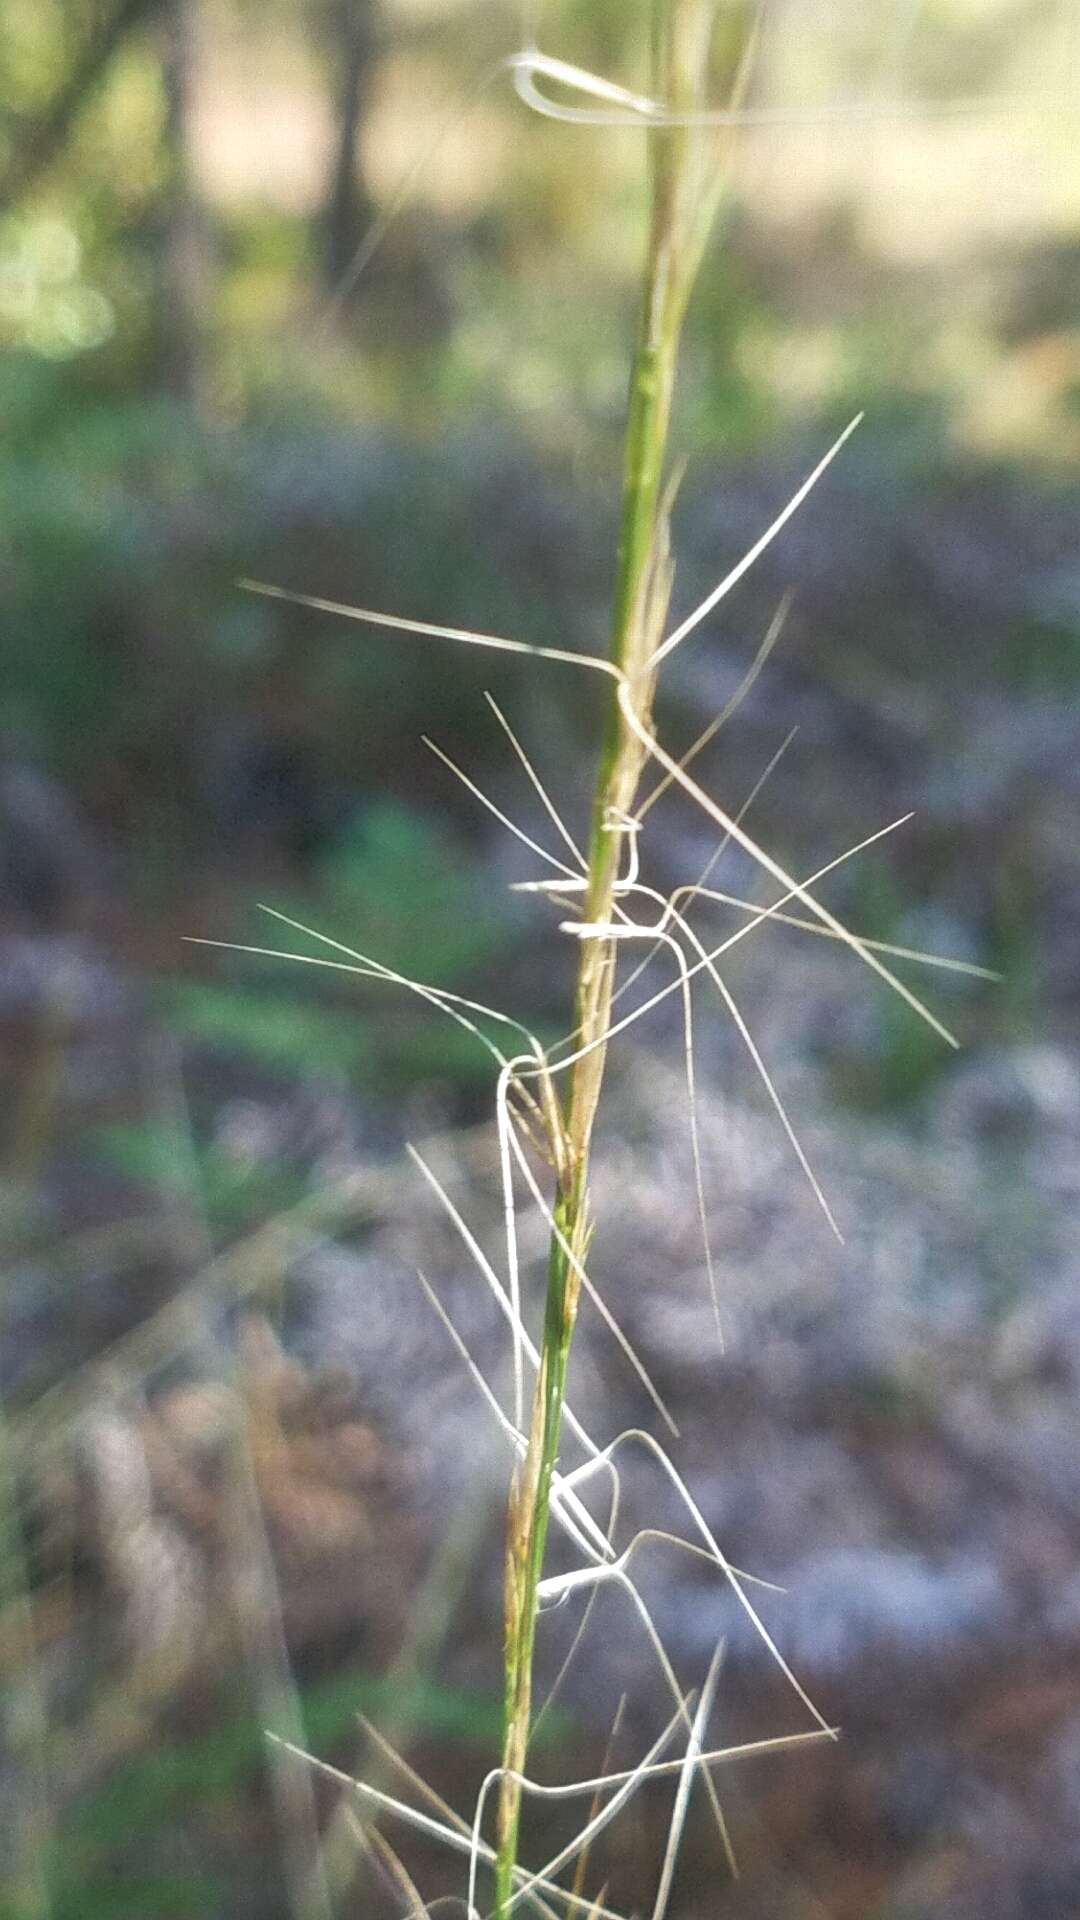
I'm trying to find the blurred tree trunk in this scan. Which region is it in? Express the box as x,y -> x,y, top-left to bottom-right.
156,0 -> 211,405
0,0 -> 163,210
319,0 -> 379,301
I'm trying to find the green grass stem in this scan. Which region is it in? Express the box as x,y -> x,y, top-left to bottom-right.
492,6 -> 719,1910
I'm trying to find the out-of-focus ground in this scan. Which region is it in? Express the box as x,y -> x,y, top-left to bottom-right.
1,3 -> 1079,1916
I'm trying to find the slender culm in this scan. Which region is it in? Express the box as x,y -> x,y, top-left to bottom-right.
492,5 -> 719,1909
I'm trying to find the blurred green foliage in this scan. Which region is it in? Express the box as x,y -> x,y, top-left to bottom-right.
1001,612 -> 1080,694
90,801 -> 523,1211
0,351 -> 575,798
312,800 -> 517,982
93,1112 -> 310,1229
2,0 -> 1075,847
172,981 -> 376,1080
826,857 -> 992,1112
47,1662 -> 516,1920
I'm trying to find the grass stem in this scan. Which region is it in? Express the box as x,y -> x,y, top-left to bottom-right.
492,6 -> 718,1909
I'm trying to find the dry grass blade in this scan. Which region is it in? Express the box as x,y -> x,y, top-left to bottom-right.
501,1112 -> 682,1433
650,420 -> 862,667
610,724 -> 800,1022
10,1167 -> 387,1467
617,682 -> 958,1047
508,39 -> 1074,126
637,591 -> 793,820
635,885 -> 841,1237
424,736 -> 581,885
153,1039 -> 333,1920
413,1255 -> 791,1864
565,1699 -> 626,1920
561,1429 -> 834,1738
562,912 -> 722,1335
239,576 -> 956,1048
546,813 -> 920,1077
484,693 -> 588,876
651,1642 -> 724,1918
346,1816 -> 427,1914
413,1272 -> 612,1572
691,885 -> 1000,977
470,1707 -> 688,1918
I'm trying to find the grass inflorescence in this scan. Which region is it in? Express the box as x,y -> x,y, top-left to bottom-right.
189,4 -> 985,1912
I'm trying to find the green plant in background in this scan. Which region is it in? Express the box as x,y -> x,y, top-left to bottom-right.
91,803 -> 521,1233
1002,610 -> 1080,694
314,802 -> 516,987
824,859 -> 968,1112
184,798 -> 517,1064
49,1663 -> 517,1920
169,982 -> 377,1085
92,1113 -> 311,1235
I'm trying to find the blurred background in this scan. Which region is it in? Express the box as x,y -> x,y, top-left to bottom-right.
2,2 -> 1079,1915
